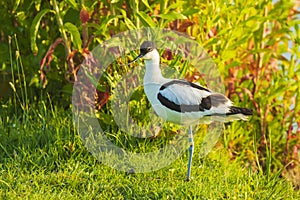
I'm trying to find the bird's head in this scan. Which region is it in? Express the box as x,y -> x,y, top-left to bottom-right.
128,41 -> 157,64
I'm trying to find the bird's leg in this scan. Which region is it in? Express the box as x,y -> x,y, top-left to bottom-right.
186,125 -> 194,181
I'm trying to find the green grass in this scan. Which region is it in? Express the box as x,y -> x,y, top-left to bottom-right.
0,101 -> 299,199
1,0 -> 299,198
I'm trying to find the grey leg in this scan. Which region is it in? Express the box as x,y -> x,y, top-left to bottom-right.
186,125 -> 194,181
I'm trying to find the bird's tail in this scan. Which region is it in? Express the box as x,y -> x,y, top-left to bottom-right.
228,106 -> 253,116
223,106 -> 253,121
196,106 -> 253,124
205,106 -> 252,122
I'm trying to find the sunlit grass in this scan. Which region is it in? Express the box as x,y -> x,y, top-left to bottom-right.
0,102 -> 299,199
1,0 -> 300,198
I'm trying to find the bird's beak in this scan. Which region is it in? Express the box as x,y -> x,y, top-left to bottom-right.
128,53 -> 143,65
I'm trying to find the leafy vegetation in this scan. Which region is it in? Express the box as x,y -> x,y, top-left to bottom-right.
0,0 -> 300,198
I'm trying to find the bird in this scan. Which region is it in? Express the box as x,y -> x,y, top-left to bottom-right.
128,41 -> 252,181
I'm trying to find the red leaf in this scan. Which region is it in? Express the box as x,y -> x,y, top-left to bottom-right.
80,8 -> 90,24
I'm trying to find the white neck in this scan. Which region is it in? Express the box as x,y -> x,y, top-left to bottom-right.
143,49 -> 164,84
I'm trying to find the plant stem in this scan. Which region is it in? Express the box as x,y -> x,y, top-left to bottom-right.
52,0 -> 76,81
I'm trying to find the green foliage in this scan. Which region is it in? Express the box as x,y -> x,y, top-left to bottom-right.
0,0 -> 300,195
30,8 -> 53,54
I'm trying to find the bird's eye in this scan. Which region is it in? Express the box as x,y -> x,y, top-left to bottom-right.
147,47 -> 152,51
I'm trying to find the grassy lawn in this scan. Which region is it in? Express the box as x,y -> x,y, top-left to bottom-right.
0,101 -> 299,199
0,0 -> 299,199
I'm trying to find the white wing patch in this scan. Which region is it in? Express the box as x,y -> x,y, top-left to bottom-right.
159,82 -> 211,106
